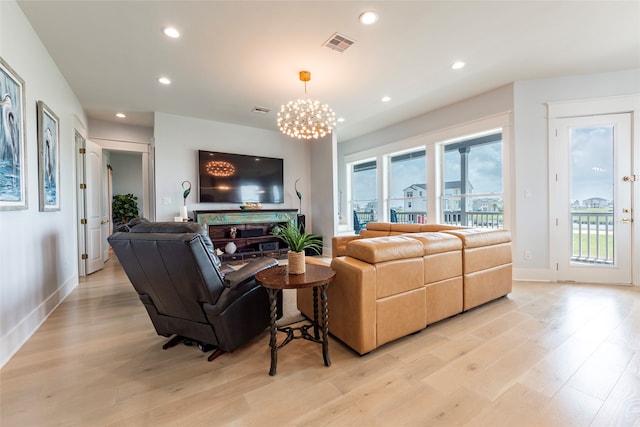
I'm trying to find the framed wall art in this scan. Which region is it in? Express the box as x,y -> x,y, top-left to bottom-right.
37,101 -> 60,211
0,56 -> 27,210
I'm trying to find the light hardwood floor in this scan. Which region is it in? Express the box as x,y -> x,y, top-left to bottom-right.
1,257 -> 639,427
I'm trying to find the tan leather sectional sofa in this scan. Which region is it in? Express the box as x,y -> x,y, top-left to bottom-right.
298,222 -> 512,355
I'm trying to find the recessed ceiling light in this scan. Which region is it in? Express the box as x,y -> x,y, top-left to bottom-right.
162,26 -> 180,38
451,61 -> 466,70
157,76 -> 171,85
337,117 -> 345,123
359,11 -> 378,25
381,96 -> 391,102
116,113 -> 126,118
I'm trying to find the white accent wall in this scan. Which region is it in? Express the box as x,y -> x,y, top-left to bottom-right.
310,132 -> 338,255
153,112 -> 313,227
513,69 -> 640,281
0,0 -> 87,367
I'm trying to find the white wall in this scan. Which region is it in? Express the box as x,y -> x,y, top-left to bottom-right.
337,85 -> 515,225
153,112 -> 312,223
110,151 -> 144,216
336,69 -> 640,282
89,119 -> 153,144
310,132 -> 338,255
512,69 -> 640,280
0,0 -> 87,367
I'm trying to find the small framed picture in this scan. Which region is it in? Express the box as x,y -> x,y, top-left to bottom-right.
0,56 -> 27,210
37,101 -> 60,211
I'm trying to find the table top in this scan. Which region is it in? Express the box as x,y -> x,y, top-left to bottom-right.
255,264 -> 336,290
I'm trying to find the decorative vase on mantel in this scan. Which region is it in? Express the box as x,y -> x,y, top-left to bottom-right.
287,250 -> 306,275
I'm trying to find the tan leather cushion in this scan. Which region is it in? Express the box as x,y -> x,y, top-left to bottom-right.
346,235 -> 424,264
375,257 -> 424,298
376,288 -> 426,347
423,251 -> 462,283
360,229 -> 390,238
297,256 -> 377,355
443,228 -> 511,248
419,224 -> 468,232
365,222 -> 392,231
331,235 -> 361,258
367,222 -> 469,234
389,223 -> 423,233
405,232 -> 462,255
463,263 -> 512,310
425,276 -> 463,324
463,242 -> 512,273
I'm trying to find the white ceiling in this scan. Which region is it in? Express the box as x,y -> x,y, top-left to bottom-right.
17,1 -> 640,142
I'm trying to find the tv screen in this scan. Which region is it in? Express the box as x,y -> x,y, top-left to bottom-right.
198,150 -> 284,204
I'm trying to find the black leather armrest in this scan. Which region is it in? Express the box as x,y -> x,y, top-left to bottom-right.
223,257 -> 278,288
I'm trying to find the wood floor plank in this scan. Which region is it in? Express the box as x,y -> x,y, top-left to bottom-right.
1,255 -> 639,427
463,382 -> 551,427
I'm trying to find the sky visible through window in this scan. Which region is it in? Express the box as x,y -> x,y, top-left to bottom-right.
444,142 -> 502,194
390,151 -> 426,198
353,139 -> 504,205
570,126 -> 613,204
352,163 -> 376,202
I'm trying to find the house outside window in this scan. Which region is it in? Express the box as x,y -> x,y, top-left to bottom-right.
345,115 -> 509,231
388,150 -> 426,223
442,133 -> 503,228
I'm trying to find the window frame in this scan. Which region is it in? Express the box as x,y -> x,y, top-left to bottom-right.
344,112 -> 511,231
440,132 -> 505,228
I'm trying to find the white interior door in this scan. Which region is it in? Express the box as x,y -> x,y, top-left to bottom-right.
103,163 -> 112,262
551,113 -> 632,284
85,139 -> 104,274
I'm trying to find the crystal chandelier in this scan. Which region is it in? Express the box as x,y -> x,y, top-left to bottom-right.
277,71 -> 336,140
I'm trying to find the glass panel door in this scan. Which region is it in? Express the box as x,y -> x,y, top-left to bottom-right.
570,125 -> 615,264
553,114 -> 632,284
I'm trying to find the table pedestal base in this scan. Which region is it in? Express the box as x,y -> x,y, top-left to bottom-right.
266,285 -> 330,376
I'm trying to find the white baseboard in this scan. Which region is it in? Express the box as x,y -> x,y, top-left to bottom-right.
1,275 -> 78,368
513,267 -> 555,282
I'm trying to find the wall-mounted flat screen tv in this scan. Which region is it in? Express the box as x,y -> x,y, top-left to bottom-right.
198,150 -> 284,203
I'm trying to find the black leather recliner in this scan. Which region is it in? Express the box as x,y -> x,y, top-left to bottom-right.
107,221 -> 278,361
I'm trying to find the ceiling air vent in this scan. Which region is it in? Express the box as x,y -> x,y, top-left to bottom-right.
323,33 -> 355,53
251,106 -> 271,114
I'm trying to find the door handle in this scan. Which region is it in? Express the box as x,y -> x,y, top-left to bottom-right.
621,218 -> 633,223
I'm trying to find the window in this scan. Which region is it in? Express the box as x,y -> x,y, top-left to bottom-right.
343,114 -> 509,231
351,160 -> 377,232
441,133 -> 503,228
388,149 -> 426,223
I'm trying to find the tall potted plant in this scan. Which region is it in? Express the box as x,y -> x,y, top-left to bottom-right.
272,222 -> 322,274
112,193 -> 139,224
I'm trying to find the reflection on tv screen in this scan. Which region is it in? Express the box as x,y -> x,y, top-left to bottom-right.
198,151 -> 284,204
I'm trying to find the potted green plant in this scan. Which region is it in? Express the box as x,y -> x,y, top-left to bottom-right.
112,193 -> 139,224
272,222 -> 322,274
